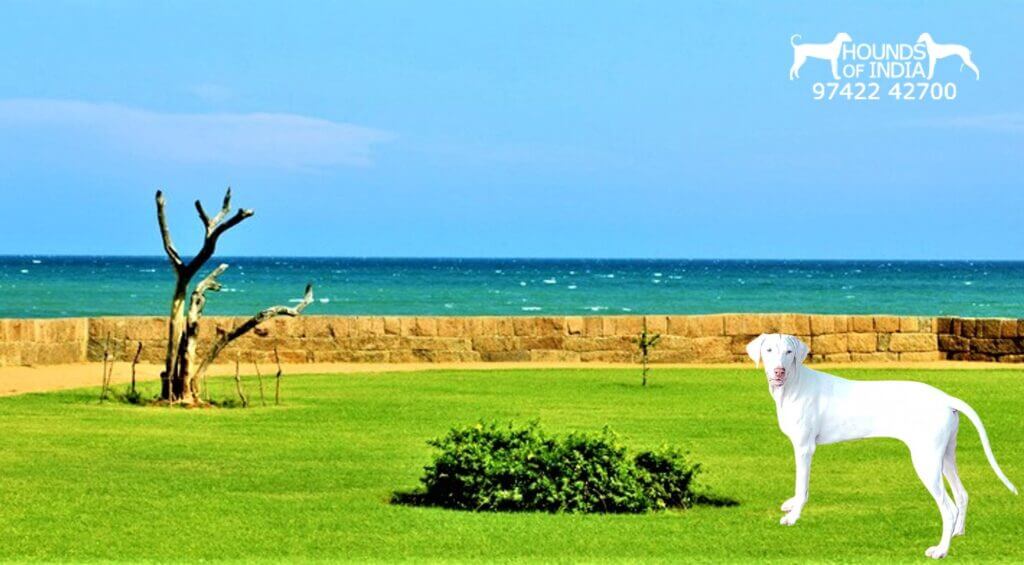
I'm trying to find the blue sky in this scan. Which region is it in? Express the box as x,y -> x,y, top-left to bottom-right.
1,1 -> 1022,259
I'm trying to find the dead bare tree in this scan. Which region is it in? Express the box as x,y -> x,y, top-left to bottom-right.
155,188 -> 313,405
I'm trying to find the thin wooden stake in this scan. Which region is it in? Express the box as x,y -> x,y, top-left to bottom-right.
253,359 -> 267,407
273,346 -> 283,406
130,341 -> 143,395
233,354 -> 248,408
100,333 -> 112,402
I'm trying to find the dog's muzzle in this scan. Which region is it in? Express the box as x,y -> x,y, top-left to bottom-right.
770,367 -> 786,386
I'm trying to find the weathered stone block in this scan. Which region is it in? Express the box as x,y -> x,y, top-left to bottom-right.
535,317 -> 567,336
466,317 -> 497,337
580,350 -> 635,363
514,336 -> 565,351
935,317 -> 953,334
970,339 -> 1020,355
648,349 -> 699,363
822,353 -> 851,363
564,336 -> 633,352
938,335 -> 969,352
471,336 -> 516,353
1005,319 -> 1023,338
960,319 -> 977,338
690,336 -> 731,361
850,352 -> 899,362
888,333 -> 937,352
849,316 -> 874,332
811,334 -> 847,354
899,351 -> 943,362
566,316 -> 584,336
436,317 -> 465,337
480,350 -> 531,362
383,316 -> 401,335
513,317 -> 535,337
643,315 -> 668,334
847,333 -> 877,353
873,316 -> 900,333
980,319 -> 1003,339
529,350 -> 580,362
898,317 -> 919,333
613,316 -> 644,337
810,315 -> 848,335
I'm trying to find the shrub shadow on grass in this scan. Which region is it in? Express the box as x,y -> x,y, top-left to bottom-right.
390,489 -> 739,512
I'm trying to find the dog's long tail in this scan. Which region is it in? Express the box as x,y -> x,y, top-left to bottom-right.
790,34 -> 801,47
948,396 -> 1018,494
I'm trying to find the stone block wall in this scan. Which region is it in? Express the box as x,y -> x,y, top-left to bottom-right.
81,313 -> 942,365
0,314 -> 1016,368
0,318 -> 88,366
936,317 -> 1024,362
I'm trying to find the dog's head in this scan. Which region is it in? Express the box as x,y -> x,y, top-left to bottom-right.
834,32 -> 853,44
916,32 -> 933,44
746,333 -> 809,387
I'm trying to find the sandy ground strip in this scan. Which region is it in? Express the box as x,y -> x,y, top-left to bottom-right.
0,360 -> 1018,397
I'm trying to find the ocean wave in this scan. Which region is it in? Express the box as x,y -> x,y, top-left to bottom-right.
521,306 -> 542,311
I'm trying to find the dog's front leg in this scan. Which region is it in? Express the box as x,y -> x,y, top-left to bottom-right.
781,440 -> 815,526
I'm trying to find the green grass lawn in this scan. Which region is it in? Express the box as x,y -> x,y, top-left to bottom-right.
1,368 -> 1022,563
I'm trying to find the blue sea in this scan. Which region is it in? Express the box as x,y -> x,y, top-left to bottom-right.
2,256 -> 1023,318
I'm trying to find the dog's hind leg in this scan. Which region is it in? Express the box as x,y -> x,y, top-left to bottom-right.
790,54 -> 805,80
961,55 -> 980,80
912,443 -> 957,559
942,418 -> 968,537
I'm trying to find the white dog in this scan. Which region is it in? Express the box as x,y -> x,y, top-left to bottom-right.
789,33 -> 852,80
917,33 -> 980,80
747,334 -> 1016,559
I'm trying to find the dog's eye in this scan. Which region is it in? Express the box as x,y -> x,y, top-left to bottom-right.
766,348 -> 772,352
787,350 -> 793,354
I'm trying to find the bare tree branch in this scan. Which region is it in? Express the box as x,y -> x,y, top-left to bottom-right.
194,187 -> 234,233
155,190 -> 184,270
197,284 -> 313,376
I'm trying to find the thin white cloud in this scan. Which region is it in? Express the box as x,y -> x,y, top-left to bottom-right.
907,113 -> 1024,132
0,98 -> 395,169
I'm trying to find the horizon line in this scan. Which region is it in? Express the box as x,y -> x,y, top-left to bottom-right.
2,254 -> 1024,263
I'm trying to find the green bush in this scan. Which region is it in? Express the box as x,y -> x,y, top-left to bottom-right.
402,421 -> 702,513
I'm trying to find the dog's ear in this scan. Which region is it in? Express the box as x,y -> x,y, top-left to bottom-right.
746,334 -> 767,368
789,336 -> 809,365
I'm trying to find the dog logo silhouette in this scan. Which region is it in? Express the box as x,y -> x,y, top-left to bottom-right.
789,33 -> 852,80
916,33 -> 979,80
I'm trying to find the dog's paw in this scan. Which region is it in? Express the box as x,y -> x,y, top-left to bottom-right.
779,512 -> 800,526
780,497 -> 797,512
925,545 -> 948,559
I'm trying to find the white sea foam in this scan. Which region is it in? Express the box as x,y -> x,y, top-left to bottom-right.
319,298 -> 331,304
543,278 -> 557,284
621,307 -> 632,312
521,306 -> 542,311
653,272 -> 662,277
31,259 -> 42,264
567,285 -> 578,290
139,268 -> 157,273
19,269 -> 28,274
586,306 -> 608,312
652,279 -> 661,284
519,281 -> 527,286
443,303 -> 454,309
